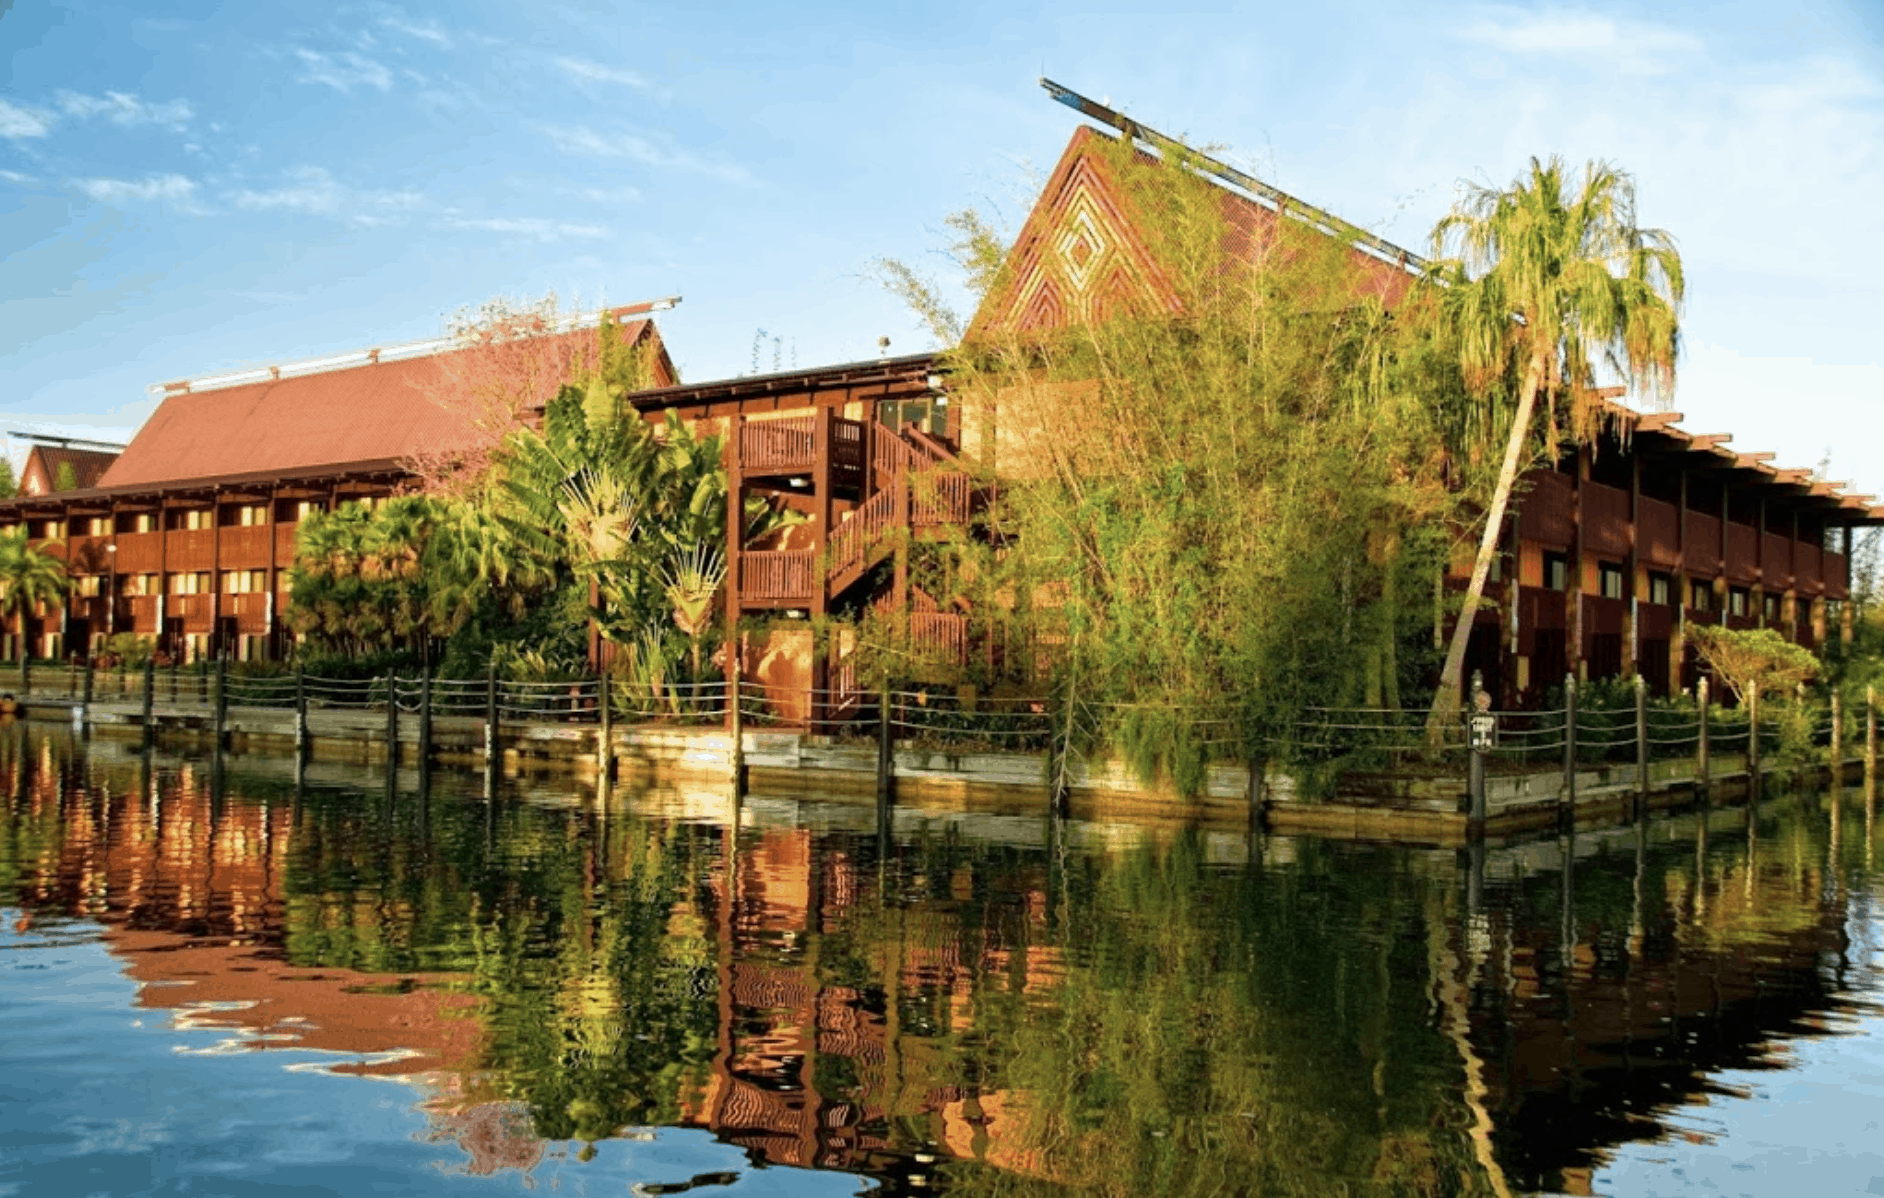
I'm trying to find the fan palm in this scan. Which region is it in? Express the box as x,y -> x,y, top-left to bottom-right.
0,529 -> 71,659
1425,156 -> 1683,733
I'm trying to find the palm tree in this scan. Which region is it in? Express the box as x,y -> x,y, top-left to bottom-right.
0,529 -> 71,660
1426,156 -> 1683,734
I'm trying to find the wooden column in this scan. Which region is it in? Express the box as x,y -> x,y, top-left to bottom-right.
722,416 -> 745,731
809,406 -> 834,731
1843,525 -> 1856,646
1571,448 -> 1586,681
1755,496 -> 1768,628
1675,465 -> 1688,690
266,489 -> 280,659
1626,449 -> 1640,678
210,490 -> 223,660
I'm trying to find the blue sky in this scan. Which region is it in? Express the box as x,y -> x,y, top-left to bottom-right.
2,2 -> 1881,488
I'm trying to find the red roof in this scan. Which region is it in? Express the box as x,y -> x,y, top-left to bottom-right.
20,446 -> 120,495
99,318 -> 671,490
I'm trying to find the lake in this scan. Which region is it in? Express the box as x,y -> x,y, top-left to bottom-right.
3,726 -> 1882,1196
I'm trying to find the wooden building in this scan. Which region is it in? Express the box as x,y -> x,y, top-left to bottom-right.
0,308 -> 674,662
16,437 -> 121,497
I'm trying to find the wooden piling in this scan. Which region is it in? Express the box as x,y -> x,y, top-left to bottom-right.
294,668 -> 308,762
80,662 -> 93,730
1561,674 -> 1577,823
1697,676 -> 1711,796
419,672 -> 433,767
1634,674 -> 1649,813
875,681 -> 893,808
1866,685 -> 1877,813
213,656 -> 227,748
484,661 -> 498,770
1749,688 -> 1762,792
1832,690 -> 1845,792
1466,671 -> 1487,832
141,658 -> 154,748
384,670 -> 398,766
597,673 -> 613,781
728,656 -> 745,793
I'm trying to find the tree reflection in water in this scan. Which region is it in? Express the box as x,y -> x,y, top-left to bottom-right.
0,724 -> 1878,1195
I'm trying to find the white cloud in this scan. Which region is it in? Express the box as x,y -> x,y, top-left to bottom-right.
380,15 -> 451,47
295,48 -> 393,93
227,166 -> 424,225
56,91 -> 194,131
540,123 -> 754,185
0,99 -> 53,139
71,173 -> 204,211
1460,8 -> 1702,73
0,169 -> 38,184
446,216 -> 609,240
228,165 -> 345,215
553,57 -> 651,90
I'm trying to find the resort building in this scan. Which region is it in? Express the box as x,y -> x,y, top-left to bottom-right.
0,307 -> 674,663
0,108 -> 1874,711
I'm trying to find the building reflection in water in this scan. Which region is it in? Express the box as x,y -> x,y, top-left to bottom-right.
0,726 -> 1878,1195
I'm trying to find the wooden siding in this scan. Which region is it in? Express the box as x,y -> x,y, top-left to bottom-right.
1724,523 -> 1759,583
1762,532 -> 1793,589
165,528 -> 215,573
114,531 -> 162,574
1582,483 -> 1631,559
1683,511 -> 1723,577
1517,471 -> 1576,548
1637,497 -> 1679,568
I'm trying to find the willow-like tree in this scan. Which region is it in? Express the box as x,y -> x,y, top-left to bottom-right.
1425,157 -> 1683,734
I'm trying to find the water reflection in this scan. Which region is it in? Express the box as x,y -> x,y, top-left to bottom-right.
1,725 -> 1880,1195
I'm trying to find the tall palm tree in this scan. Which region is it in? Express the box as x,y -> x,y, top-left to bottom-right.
0,529 -> 71,660
1426,156 -> 1683,733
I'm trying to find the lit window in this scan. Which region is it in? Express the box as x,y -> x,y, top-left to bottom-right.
1599,563 -> 1626,601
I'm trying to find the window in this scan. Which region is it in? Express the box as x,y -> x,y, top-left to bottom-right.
1648,571 -> 1673,606
74,576 -> 102,597
1689,580 -> 1714,612
1763,592 -> 1780,622
1598,562 -> 1626,601
1729,587 -> 1750,617
221,570 -> 265,594
1544,552 -> 1571,592
122,573 -> 159,597
236,504 -> 267,527
180,509 -> 212,531
1797,597 -> 1813,627
84,517 -> 109,537
168,572 -> 211,595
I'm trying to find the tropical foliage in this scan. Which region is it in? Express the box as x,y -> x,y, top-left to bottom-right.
874,136 -> 1485,789
0,528 -> 69,654
1424,156 -> 1683,730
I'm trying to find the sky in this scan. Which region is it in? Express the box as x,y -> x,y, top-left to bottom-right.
2,1 -> 1881,489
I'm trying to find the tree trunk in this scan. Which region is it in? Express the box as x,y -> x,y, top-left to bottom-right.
1427,351 -> 1549,740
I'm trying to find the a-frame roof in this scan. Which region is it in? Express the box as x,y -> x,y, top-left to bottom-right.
95,315 -> 674,492
20,445 -> 119,495
969,125 -> 1417,339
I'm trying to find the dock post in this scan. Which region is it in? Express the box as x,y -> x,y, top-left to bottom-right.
875,680 -> 894,810
484,660 -> 498,771
214,655 -> 228,749
1749,688 -> 1762,797
1467,671 -> 1487,833
419,672 -> 433,769
294,668 -> 308,762
1866,685 -> 1877,814
1635,673 -> 1649,815
1247,755 -> 1267,834
80,661 -> 93,731
141,657 -> 155,749
597,672 -> 613,782
384,671 -> 398,766
1697,677 -> 1711,798
1832,690 -> 1845,793
728,657 -> 745,795
1561,674 -> 1577,826
19,654 -> 28,702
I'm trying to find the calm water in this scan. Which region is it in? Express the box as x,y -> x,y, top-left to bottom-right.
3,729 -> 1883,1196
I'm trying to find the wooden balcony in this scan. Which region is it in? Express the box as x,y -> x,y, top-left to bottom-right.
218,524 -> 274,566
1724,523 -> 1759,583
738,413 -> 865,490
114,531 -> 161,574
229,593 -> 270,634
170,593 -> 214,632
1826,551 -> 1849,600
1683,511 -> 1723,577
1637,496 -> 1679,568
1516,471 -> 1575,548
1794,543 -> 1823,594
1761,532 -> 1793,589
738,551 -> 816,608
119,596 -> 159,634
1582,483 -> 1630,558
165,528 -> 215,572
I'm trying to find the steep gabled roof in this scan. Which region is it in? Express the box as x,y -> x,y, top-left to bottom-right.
97,316 -> 673,491
21,445 -> 119,495
970,125 -> 1416,338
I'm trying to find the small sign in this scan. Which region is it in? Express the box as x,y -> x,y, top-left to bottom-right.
1468,713 -> 1497,751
